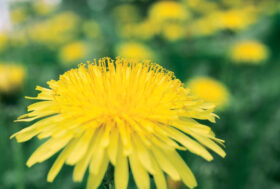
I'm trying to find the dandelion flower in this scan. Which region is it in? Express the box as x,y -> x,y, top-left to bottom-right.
230,40 -> 269,63
11,57 -> 225,189
0,63 -> 25,93
115,42 -> 155,60
215,8 -> 257,31
59,41 -> 88,65
148,1 -> 189,23
187,77 -> 230,110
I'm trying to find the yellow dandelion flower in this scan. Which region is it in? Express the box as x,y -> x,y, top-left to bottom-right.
230,40 -> 269,63
0,33 -> 8,51
115,42 -> 155,60
214,8 -> 257,31
149,1 -> 189,23
11,57 -> 225,189
0,63 -> 25,93
187,77 -> 230,109
59,41 -> 88,65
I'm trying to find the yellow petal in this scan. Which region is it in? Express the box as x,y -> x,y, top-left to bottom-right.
163,126 -> 213,161
86,155 -> 109,189
164,150 -> 197,189
27,134 -> 72,167
73,128 -> 102,182
115,143 -> 129,189
133,134 -> 155,174
189,132 -> 226,158
151,146 -> 180,181
66,129 -> 94,165
129,152 -> 150,189
47,139 -> 77,182
107,128 -> 119,165
150,157 -> 167,189
10,126 -> 39,142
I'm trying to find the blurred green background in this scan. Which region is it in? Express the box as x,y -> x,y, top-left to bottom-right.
1,0 -> 280,188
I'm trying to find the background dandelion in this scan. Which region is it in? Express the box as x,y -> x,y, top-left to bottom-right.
1,0 -> 280,189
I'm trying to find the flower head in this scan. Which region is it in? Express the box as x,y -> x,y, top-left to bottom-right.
230,40 -> 269,63
148,1 -> 189,23
12,57 -> 225,189
187,77 -> 230,110
215,8 -> 257,31
0,63 -> 25,93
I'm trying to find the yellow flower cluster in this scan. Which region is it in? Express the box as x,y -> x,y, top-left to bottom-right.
148,1 -> 190,23
190,7 -> 258,37
0,63 -> 25,93
12,57 -> 225,189
230,40 -> 269,64
117,1 -> 188,41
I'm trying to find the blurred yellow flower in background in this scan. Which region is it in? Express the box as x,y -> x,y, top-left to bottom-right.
187,77 -> 230,109
148,1 -> 189,23
59,41 -> 88,64
230,40 -> 269,63
12,57 -> 225,189
0,33 -> 8,51
28,12 -> 80,46
0,63 -> 25,93
115,42 -> 155,60
215,8 -> 257,31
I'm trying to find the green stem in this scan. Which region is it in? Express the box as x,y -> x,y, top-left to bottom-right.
104,164 -> 114,189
